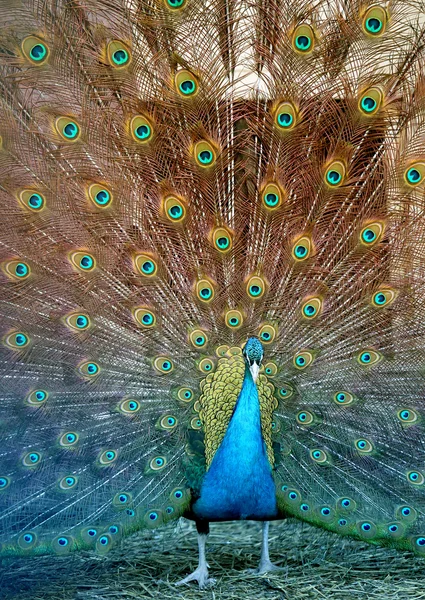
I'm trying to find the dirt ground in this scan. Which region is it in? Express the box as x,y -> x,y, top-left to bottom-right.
1,518 -> 425,600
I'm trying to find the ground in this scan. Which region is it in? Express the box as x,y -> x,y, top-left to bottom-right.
1,519 -> 425,600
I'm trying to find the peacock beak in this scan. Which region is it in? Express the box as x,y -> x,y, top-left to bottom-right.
249,362 -> 260,382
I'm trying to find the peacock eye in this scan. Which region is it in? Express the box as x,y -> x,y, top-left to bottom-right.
99,449 -> 117,465
274,102 -> 297,131
333,391 -> 354,405
175,70 -> 199,97
18,190 -> 46,212
134,254 -> 158,277
355,438 -> 373,453
293,350 -> 314,369
292,24 -> 315,54
166,0 -> 185,8
194,141 -> 217,167
107,41 -> 131,68
22,36 -> 50,64
133,307 -> 156,328
55,117 -> 80,141
130,116 -> 153,143
225,310 -> 243,329
362,6 -> 388,37
78,361 -> 100,378
324,160 -> 346,187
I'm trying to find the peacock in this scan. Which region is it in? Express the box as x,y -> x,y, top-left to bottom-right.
2,0 -> 425,590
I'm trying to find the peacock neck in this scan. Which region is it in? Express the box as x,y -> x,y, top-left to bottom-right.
193,365 -> 277,521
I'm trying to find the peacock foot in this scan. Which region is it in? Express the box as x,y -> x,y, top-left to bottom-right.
175,565 -> 217,589
247,559 -> 284,575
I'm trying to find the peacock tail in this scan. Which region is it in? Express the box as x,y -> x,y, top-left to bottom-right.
2,0 -> 425,561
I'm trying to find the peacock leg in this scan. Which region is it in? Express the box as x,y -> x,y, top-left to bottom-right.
176,521 -> 216,588
248,521 -> 284,574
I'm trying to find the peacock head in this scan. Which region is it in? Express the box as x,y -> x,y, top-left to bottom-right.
243,337 -> 264,382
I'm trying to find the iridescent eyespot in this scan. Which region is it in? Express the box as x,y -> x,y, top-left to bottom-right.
296,410 -> 314,425
172,488 -> 185,501
0,476 -> 10,490
189,329 -> 208,348
166,0 -> 186,8
404,163 -> 425,187
175,70 -> 199,97
396,505 -> 417,521
18,532 -> 37,550
292,235 -> 313,261
153,356 -> 174,373
3,259 -> 31,281
96,534 -> 112,554
261,182 -> 285,210
386,523 -> 405,539
198,358 -> 214,373
300,503 -> 310,512
357,349 -> 381,366
319,507 -> 333,519
150,456 -> 167,471
55,117 -> 80,141
64,312 -> 90,332
301,296 -> 322,320
4,331 -> 30,350
98,449 -> 117,465
324,160 -> 346,187
18,190 -> 46,212
22,36 -> 50,64
359,221 -> 385,246
333,391 -> 354,406
113,492 -> 132,508
362,5 -> 388,37
246,275 -> 266,299
337,497 -> 357,512
69,251 -> 96,272
107,40 -> 131,68
134,253 -> 158,277
59,475 -> 78,490
274,102 -> 297,130
264,362 -> 277,377
52,535 -> 73,554
159,415 -> 178,430
293,350 -> 314,370
119,399 -> 141,414
258,324 -> 277,344
292,24 -> 315,54
132,307 -> 156,328
359,87 -> 383,115
59,432 -> 79,447
195,278 -> 215,303
225,310 -> 243,329
277,383 -> 294,399
23,451 -> 41,466
371,287 -> 397,308
109,525 -> 119,535
130,115 -> 153,143
212,227 -> 233,253
355,438 -> 373,453
25,389 -> 48,406
78,361 -> 100,378
163,195 -> 186,223
397,408 -> 418,424
190,416 -> 202,430
87,183 -> 113,208
194,140 -> 217,167
310,449 -> 328,464
407,470 -> 424,485
177,387 -> 193,402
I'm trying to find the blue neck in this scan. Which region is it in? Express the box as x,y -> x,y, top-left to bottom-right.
193,367 -> 277,521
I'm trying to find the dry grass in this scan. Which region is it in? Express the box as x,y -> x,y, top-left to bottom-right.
1,519 -> 425,600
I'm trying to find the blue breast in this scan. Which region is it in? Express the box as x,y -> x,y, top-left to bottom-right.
193,368 -> 277,521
